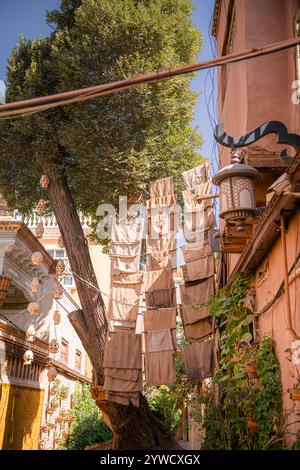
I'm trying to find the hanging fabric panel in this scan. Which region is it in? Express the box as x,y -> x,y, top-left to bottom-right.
145,350 -> 176,386
109,241 -> 141,257
146,235 -> 176,255
184,254 -> 215,282
146,250 -> 177,270
183,317 -> 212,342
110,255 -> 141,277
103,332 -> 142,370
183,340 -> 213,381
143,268 -> 174,292
150,176 -> 174,198
145,328 -> 174,353
181,162 -> 210,188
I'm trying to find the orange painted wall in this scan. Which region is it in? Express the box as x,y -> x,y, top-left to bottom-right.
254,211 -> 300,443
0,384 -> 44,450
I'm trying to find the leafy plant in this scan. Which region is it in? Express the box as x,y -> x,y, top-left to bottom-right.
146,385 -> 182,436
60,382 -> 112,450
202,274 -> 285,450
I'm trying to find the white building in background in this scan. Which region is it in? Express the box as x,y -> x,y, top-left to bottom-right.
0,203 -> 111,449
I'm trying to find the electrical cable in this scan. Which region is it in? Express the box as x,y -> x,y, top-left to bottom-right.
0,37 -> 299,119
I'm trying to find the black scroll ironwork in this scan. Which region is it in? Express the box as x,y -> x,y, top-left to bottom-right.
214,121 -> 300,163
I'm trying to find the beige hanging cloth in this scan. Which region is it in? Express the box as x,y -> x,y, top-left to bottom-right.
182,240 -> 211,264
181,304 -> 210,325
109,241 -> 141,257
146,194 -> 177,209
111,220 -> 143,244
145,328 -> 174,353
145,288 -> 176,309
110,272 -> 143,285
183,340 -> 213,381
146,235 -> 176,254
181,162 -> 210,188
150,176 -> 174,198
108,282 -> 140,321
104,368 -> 139,382
145,350 -> 176,386
105,392 -> 139,407
148,211 -> 177,237
184,254 -> 215,282
143,307 -> 176,348
180,277 -> 214,318
110,255 -> 140,277
183,204 -> 215,234
184,317 -> 212,342
146,250 -> 177,270
111,320 -> 136,331
103,332 -> 142,370
104,370 -> 142,393
182,187 -> 213,213
194,181 -> 214,200
143,268 -> 174,292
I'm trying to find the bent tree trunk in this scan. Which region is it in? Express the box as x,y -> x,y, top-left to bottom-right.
47,172 -> 180,450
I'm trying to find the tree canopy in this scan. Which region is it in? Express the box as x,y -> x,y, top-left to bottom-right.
0,0 -> 203,219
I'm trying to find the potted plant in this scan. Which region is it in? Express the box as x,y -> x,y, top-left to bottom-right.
49,387 -> 56,396
41,424 -> 48,433
46,407 -> 54,415
50,399 -> 59,409
55,417 -> 64,424
60,385 -> 69,400
59,409 -> 66,418
49,422 -> 56,430
246,416 -> 259,433
235,340 -> 258,378
288,377 -> 300,401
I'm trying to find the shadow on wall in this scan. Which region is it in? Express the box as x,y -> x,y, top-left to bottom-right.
0,383 -> 44,449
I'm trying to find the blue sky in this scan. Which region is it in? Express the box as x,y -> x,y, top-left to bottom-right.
0,0 -> 217,164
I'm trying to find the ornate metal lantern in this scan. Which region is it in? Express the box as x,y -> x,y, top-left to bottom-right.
212,150 -> 260,232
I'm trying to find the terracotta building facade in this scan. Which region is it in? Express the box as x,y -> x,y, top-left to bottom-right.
212,0 -> 300,444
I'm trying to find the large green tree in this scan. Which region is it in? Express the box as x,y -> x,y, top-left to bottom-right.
0,0 -> 203,449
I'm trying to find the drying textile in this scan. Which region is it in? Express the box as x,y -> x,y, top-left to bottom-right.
146,194 -> 177,209
145,350 -> 176,386
145,328 -> 174,353
146,235 -> 176,254
104,370 -> 142,392
146,250 -> 177,270
108,278 -> 142,322
180,277 -> 214,307
184,255 -> 215,282
111,221 -> 143,244
182,241 -> 211,263
181,304 -> 210,324
104,367 -> 140,382
183,340 -> 213,381
183,205 -> 215,233
145,288 -> 175,309
184,318 -> 212,342
181,162 -> 210,188
143,268 -> 174,292
194,181 -> 213,199
110,255 -> 140,277
103,332 -> 142,369
150,177 -> 174,198
109,241 -> 141,257
148,212 -> 176,236
111,320 -> 136,330
143,308 -> 177,331
110,273 -> 143,285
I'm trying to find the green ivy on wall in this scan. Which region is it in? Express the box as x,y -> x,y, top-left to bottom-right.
202,274 -> 285,450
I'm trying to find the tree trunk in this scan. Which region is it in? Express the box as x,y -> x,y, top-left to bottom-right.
47,172 -> 180,450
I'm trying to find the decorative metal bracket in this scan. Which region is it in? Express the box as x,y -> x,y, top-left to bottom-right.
214,121 -> 300,163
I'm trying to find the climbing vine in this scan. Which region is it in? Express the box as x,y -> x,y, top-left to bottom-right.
202,274 -> 285,450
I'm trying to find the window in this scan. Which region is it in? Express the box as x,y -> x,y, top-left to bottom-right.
47,249 -> 67,260
62,276 -> 74,287
75,350 -> 82,372
60,338 -> 69,364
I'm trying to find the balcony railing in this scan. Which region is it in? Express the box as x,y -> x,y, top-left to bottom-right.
13,211 -> 92,229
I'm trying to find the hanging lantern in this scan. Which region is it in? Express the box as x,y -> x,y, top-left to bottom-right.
53,310 -> 61,325
40,174 -> 49,189
27,301 -> 39,316
0,276 -> 11,305
26,325 -> 36,342
23,349 -> 34,365
31,251 -> 43,266
56,260 -> 65,276
212,150 -> 260,232
47,366 -> 58,381
49,339 -> 59,354
35,221 -> 44,239
53,283 -> 63,300
31,277 -> 40,294
36,199 -> 46,213
57,236 -> 64,248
